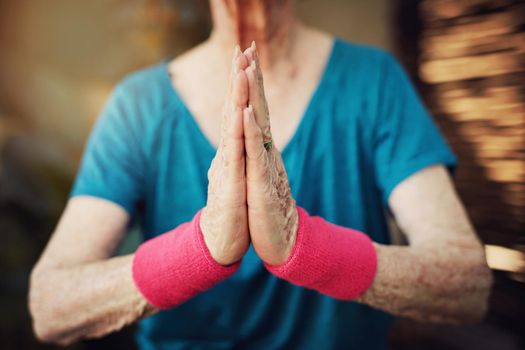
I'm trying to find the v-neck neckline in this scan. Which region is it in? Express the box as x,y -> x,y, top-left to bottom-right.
160,37 -> 340,157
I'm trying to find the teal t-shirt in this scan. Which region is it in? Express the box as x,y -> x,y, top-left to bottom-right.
71,38 -> 457,349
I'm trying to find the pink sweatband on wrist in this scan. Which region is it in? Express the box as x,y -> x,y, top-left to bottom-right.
132,210 -> 241,309
264,207 -> 377,300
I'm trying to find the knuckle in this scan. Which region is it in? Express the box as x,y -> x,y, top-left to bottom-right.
257,147 -> 267,162
247,128 -> 262,143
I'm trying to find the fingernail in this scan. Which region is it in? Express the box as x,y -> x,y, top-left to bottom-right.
250,60 -> 256,71
251,41 -> 256,50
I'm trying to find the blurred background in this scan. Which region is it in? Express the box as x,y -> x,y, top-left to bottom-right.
0,0 -> 524,349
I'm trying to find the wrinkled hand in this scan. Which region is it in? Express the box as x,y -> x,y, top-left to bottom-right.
200,47 -> 251,266
242,43 -> 299,266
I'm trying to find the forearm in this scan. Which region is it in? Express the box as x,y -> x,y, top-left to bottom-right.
357,241 -> 493,323
265,207 -> 492,324
30,210 -> 241,345
29,255 -> 155,345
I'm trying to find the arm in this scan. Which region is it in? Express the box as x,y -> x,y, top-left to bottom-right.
30,47 -> 252,345
29,197 -> 155,346
241,45 -> 492,324
357,165 -> 493,323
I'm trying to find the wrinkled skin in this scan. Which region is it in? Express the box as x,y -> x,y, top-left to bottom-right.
200,47 -> 251,266
242,43 -> 299,266
28,1 -> 492,346
200,43 -> 298,266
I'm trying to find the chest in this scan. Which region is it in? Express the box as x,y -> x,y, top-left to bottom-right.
143,90 -> 381,239
177,71 -> 322,152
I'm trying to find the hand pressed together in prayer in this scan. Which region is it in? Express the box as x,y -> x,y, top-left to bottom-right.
200,42 -> 299,266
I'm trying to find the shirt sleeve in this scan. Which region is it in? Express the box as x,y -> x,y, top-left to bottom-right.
70,80 -> 145,216
373,52 -> 457,204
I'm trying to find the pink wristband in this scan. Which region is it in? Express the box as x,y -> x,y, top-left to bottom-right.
264,207 -> 377,300
132,210 -> 241,309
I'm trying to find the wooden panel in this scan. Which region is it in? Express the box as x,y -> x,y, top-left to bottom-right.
420,0 -> 525,244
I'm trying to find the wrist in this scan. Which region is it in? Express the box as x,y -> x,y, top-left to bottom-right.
276,204 -> 300,265
132,210 -> 241,309
199,207 -> 246,266
264,206 -> 377,300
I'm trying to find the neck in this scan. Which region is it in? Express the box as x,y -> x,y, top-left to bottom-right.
208,0 -> 298,70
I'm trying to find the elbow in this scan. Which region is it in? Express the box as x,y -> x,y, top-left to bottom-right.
419,247 -> 493,325
32,322 -> 71,347
467,266 -> 493,324
448,257 -> 494,325
451,295 -> 489,325
29,269 -> 74,346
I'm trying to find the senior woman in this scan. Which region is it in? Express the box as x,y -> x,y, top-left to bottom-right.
29,0 -> 492,349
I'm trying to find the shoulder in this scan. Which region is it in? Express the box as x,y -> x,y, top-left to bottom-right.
334,39 -> 388,61
112,63 -> 173,107
330,39 -> 416,113
89,62 -> 176,150
326,40 -> 415,140
326,39 -> 404,118
96,62 -> 177,133
331,39 -> 401,83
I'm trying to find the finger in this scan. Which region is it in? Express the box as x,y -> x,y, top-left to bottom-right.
221,106 -> 245,182
243,41 -> 256,64
236,50 -> 249,72
245,45 -> 272,143
217,46 -> 249,183
226,46 -> 243,102
221,70 -> 248,179
225,46 -> 249,107
243,105 -> 268,183
221,70 -> 248,146
232,69 -> 249,110
226,46 -> 238,99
